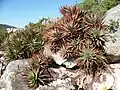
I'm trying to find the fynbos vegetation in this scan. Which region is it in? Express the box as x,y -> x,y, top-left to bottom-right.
2,0 -> 119,89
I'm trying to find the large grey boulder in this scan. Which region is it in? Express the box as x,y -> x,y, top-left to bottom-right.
0,59 -> 120,90
104,4 -> 120,26
104,4 -> 120,56
0,58 -> 75,90
104,31 -> 120,56
0,59 -> 33,90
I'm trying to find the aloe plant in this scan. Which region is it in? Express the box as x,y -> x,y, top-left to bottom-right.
28,70 -> 37,87
76,49 -> 107,75
27,53 -> 55,88
88,28 -> 107,51
84,12 -> 107,31
43,5 -> 109,77
4,22 -> 44,62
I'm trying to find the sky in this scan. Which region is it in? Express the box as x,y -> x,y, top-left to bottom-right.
0,0 -> 83,28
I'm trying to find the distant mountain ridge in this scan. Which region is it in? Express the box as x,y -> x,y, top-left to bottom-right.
0,24 -> 16,29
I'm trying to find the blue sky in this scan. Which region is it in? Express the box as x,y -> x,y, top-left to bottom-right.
0,0 -> 83,28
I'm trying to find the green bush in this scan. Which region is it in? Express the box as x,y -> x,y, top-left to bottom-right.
0,29 -> 8,50
102,0 -> 120,10
109,19 -> 119,33
3,26 -> 44,62
78,0 -> 120,14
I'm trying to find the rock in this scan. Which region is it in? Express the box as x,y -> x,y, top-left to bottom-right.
51,52 -> 76,68
104,30 -> 120,56
36,78 -> 74,90
74,64 -> 120,90
110,64 -> 120,90
1,58 -> 120,90
63,58 -> 76,68
49,78 -> 74,90
36,85 -> 55,90
0,51 -> 4,57
51,52 -> 67,65
36,64 -> 120,90
103,4 -> 120,56
104,4 -> 120,27
0,59 -> 33,90
49,67 -> 75,90
36,67 -> 75,90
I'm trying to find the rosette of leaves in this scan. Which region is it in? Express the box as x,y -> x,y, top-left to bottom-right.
84,12 -> 108,31
76,48 -> 107,76
83,12 -> 108,52
59,37 -> 82,59
27,70 -> 37,87
44,6 -> 86,53
27,53 -> 55,88
58,5 -> 85,35
4,24 -> 44,62
88,28 -> 107,51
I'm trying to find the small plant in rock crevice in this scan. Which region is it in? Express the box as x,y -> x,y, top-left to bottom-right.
27,52 -> 56,88
88,28 -> 107,51
109,19 -> 119,33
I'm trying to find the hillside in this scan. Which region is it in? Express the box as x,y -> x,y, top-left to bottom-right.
0,24 -> 16,31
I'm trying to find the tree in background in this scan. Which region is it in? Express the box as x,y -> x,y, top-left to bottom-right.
102,0 -> 120,10
78,0 -> 120,14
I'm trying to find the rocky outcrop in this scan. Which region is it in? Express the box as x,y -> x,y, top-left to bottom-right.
104,30 -> 120,56
0,59 -> 33,90
36,64 -> 120,90
1,58 -> 120,90
0,59 -> 75,90
102,5 -> 120,90
104,4 -> 120,26
83,64 -> 120,90
104,4 -> 120,56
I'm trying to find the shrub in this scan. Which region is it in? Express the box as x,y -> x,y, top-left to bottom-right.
84,12 -> 107,30
27,52 -> 54,88
109,19 -> 119,33
77,0 -> 120,14
43,5 -> 109,76
0,29 -> 8,50
102,0 -> 120,10
3,21 -> 45,62
76,48 -> 107,76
